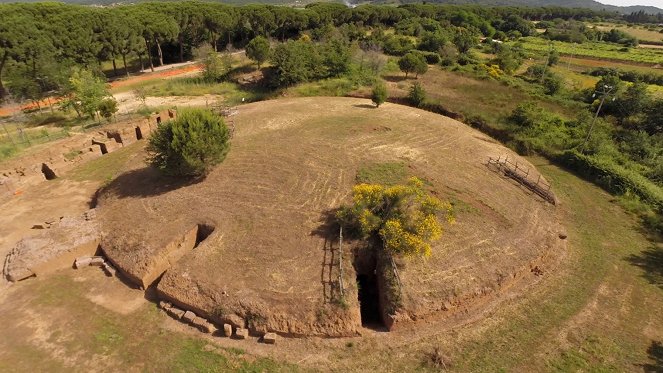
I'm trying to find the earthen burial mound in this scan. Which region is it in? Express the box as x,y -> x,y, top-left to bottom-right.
96,97 -> 563,338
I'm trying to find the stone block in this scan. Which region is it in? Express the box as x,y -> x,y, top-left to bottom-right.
102,263 -> 116,277
234,328 -> 248,340
262,333 -> 277,344
223,324 -> 233,337
159,301 -> 172,310
193,317 -> 216,334
89,257 -> 105,266
167,307 -> 185,320
183,310 -> 197,323
75,257 -> 92,269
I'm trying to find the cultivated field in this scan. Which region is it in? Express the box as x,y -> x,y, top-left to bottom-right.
516,36 -> 663,64
591,23 -> 663,44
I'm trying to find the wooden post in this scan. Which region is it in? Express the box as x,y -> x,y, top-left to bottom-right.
338,226 -> 344,298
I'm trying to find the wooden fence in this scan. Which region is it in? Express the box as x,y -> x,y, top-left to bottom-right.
487,155 -> 556,205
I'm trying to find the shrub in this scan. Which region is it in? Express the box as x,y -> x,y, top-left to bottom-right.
371,80 -> 388,107
197,46 -> 232,83
543,74 -> 563,95
146,109 -> 230,177
412,50 -> 441,64
407,82 -> 426,107
337,177 -> 454,258
97,98 -> 118,121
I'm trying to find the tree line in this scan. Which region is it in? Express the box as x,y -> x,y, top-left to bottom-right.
0,1 -> 625,103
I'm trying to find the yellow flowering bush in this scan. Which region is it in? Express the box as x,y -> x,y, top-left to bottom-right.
337,177 -> 454,257
478,64 -> 504,80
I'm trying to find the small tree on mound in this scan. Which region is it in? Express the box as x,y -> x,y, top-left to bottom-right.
147,109 -> 230,177
337,177 -> 454,258
372,80 -> 388,108
408,82 -> 426,108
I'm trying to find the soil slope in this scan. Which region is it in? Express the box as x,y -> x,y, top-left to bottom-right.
97,97 -> 563,337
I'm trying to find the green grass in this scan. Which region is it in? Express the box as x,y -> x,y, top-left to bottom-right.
392,66 -> 582,125
119,77 -> 273,106
0,273 -> 298,372
65,141 -> 144,182
514,36 -> 663,64
291,77 -> 359,97
0,126 -> 71,162
326,157 -> 663,372
447,158 -> 663,372
589,23 -> 663,44
356,162 -> 409,185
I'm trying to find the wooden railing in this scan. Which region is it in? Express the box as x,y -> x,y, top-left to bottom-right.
487,155 -> 556,205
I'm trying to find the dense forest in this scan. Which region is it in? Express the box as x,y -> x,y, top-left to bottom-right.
0,1 -> 637,101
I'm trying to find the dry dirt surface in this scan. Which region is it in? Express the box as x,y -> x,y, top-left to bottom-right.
97,97 -> 564,338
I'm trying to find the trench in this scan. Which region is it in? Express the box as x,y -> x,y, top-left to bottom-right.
195,223 -> 215,246
41,163 -> 57,180
354,247 -> 385,328
107,132 -> 122,144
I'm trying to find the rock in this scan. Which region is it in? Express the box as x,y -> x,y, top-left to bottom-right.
227,313 -> 244,328
223,324 -> 233,337
183,310 -> 197,323
5,211 -> 100,281
263,332 -> 277,344
75,257 -> 93,268
167,307 -> 185,319
558,232 -> 568,240
89,257 -> 105,266
234,328 -> 248,340
193,317 -> 216,334
159,301 -> 172,310
102,263 -> 116,276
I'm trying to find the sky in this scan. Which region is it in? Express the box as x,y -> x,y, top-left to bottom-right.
597,0 -> 663,7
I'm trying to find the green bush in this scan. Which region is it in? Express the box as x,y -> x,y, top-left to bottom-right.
98,98 -> 118,121
371,80 -> 388,107
412,50 -> 441,64
407,82 -> 427,107
555,150 -> 663,210
146,109 -> 230,177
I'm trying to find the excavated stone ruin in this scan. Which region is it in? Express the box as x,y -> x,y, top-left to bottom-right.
101,223 -> 215,289
4,210 -> 100,282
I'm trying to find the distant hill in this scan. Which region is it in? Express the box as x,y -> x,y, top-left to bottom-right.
1,0 -> 661,15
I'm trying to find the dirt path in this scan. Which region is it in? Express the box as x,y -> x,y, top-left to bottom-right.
0,63 -> 202,117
